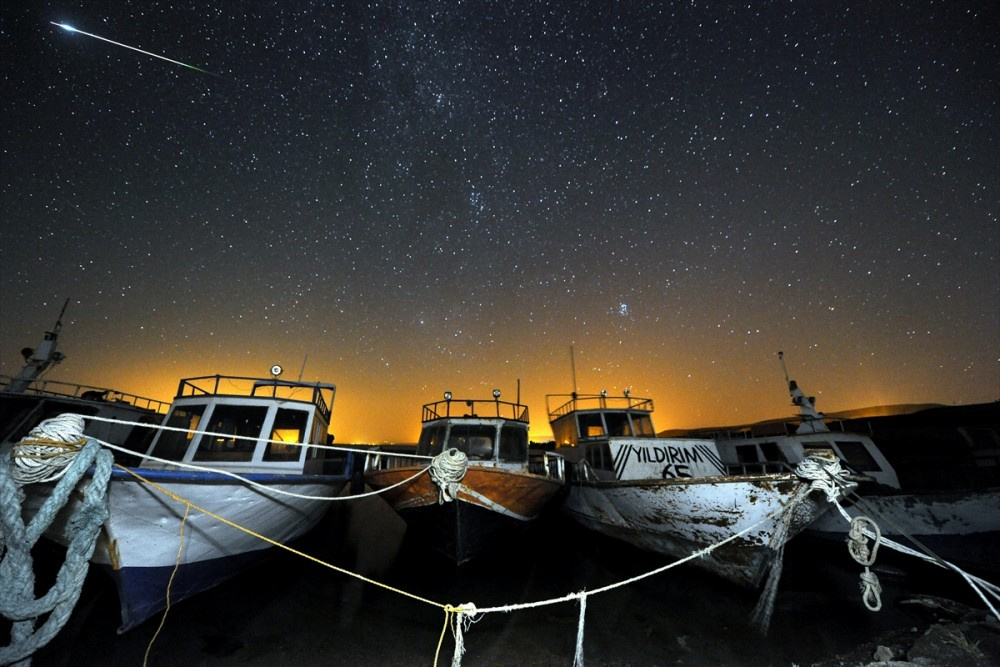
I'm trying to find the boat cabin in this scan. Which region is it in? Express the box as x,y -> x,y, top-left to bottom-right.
708,427 -> 900,488
547,391 -> 657,447
141,375 -> 336,475
416,393 -> 530,469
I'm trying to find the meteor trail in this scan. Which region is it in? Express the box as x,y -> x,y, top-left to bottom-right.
50,22 -> 223,78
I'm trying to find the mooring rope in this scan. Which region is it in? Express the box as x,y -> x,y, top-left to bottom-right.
429,448 -> 468,503
847,515 -> 883,611
829,499 -> 999,620
0,421 -> 113,666
11,412 -> 999,667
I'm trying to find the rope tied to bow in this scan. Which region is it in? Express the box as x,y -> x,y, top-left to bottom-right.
1,416 -> 113,665
9,414 -> 88,485
429,448 -> 468,504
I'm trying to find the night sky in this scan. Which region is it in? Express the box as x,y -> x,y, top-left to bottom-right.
2,2 -> 997,443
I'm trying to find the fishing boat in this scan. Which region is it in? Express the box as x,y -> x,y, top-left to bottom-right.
689,355 -> 1000,573
363,390 -> 566,565
1,299 -> 168,454
548,390 -> 856,588
12,369 -> 354,632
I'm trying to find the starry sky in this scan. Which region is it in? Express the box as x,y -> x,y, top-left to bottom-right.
1,1 -> 997,443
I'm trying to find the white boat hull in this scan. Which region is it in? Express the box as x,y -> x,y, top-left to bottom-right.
564,475 -> 840,587
807,489 -> 1000,572
22,468 -> 346,631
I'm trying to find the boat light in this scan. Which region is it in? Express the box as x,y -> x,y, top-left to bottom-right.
601,389 -> 607,397
270,364 -> 283,377
444,391 -> 453,401
492,389 -> 501,399
624,388 -> 631,398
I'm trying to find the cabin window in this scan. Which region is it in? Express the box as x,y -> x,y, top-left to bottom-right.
604,412 -> 632,437
578,413 -> 606,438
153,405 -> 206,460
834,440 -> 881,472
448,424 -> 496,461
194,404 -> 268,462
759,442 -> 785,464
264,408 -> 309,462
631,414 -> 655,436
498,425 -> 528,463
585,444 -> 613,470
416,425 -> 448,456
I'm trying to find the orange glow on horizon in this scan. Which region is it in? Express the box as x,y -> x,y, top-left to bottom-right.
10,332 -> 995,445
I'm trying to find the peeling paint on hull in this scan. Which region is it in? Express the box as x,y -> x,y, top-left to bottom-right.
563,475 -> 837,587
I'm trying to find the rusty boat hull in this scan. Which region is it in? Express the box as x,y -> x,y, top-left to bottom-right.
366,464 -> 566,564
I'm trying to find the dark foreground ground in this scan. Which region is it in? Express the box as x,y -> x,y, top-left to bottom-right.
14,496 -> 1000,666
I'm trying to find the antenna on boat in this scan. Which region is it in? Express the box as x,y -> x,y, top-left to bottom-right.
297,354 -> 308,382
517,378 -> 521,404
778,351 -> 828,434
778,350 -> 790,386
569,345 -> 578,396
6,299 -> 71,394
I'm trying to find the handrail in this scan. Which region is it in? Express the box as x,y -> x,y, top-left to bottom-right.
174,375 -> 336,422
421,398 -> 528,423
0,374 -> 169,413
546,393 -> 654,421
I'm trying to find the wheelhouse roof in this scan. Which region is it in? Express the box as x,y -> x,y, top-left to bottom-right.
421,397 -> 528,424
172,375 -> 335,422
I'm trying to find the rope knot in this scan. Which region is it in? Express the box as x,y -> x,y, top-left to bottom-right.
10,414 -> 87,486
794,452 -> 847,502
429,448 -> 468,504
847,515 -> 883,611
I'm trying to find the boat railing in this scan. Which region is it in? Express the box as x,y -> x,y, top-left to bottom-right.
362,446 -> 421,473
724,460 -> 799,475
528,450 -> 566,481
0,374 -> 169,413
175,375 -> 335,421
422,398 -> 528,422
546,393 -> 654,421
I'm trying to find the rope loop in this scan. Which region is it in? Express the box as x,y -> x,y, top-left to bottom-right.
859,569 -> 883,611
847,515 -> 883,611
429,448 -> 468,504
10,414 -> 89,485
848,515 -> 881,566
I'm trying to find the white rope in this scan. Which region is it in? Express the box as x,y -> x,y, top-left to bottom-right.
45,413 -> 429,503
429,449 -> 468,504
750,454 -> 853,634
450,602 -> 476,667
847,516 -> 883,611
793,454 -> 852,502
573,593 -> 587,667
831,501 -> 999,620
9,414 -> 88,485
470,498 -> 797,615
1,430 -> 113,665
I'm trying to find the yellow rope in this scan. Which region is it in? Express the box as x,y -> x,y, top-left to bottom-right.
143,502 -> 191,667
113,465 -> 448,610
11,438 -> 86,457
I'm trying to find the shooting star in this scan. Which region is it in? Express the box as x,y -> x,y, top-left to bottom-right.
50,22 -> 224,78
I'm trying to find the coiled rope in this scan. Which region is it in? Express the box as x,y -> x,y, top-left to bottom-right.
0,417 -> 113,666
429,448 -> 467,504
